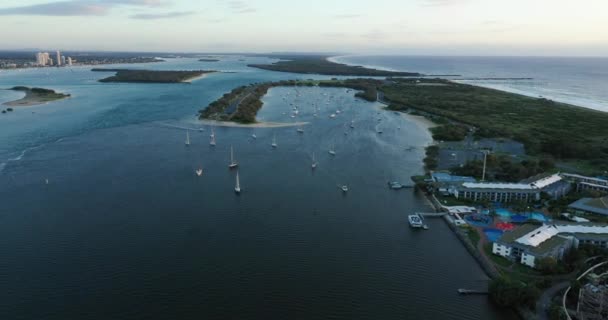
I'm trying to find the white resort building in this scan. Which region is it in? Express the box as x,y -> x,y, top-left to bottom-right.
453,173 -> 570,203
493,223 -> 608,268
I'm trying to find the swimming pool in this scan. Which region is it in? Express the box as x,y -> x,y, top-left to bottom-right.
484,229 -> 504,242
494,208 -> 550,222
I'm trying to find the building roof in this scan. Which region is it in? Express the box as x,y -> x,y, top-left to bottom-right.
462,182 -> 535,190
530,174 -> 563,189
498,222 -> 608,255
516,225 -> 560,247
562,173 -> 608,184
569,197 -> 608,216
431,172 -> 476,183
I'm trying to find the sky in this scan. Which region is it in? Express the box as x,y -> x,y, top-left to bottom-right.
0,0 -> 607,56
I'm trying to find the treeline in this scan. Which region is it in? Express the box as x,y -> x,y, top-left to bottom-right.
381,78 -> 608,173
248,55 -> 421,77
95,69 -> 213,83
451,154 -> 555,182
430,123 -> 469,141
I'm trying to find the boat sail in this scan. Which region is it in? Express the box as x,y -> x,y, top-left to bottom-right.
234,171 -> 241,193
229,146 -> 238,169
210,134 -> 216,146
312,152 -> 317,169
195,168 -> 203,176
329,144 -> 336,156
271,134 -> 278,148
185,131 -> 190,146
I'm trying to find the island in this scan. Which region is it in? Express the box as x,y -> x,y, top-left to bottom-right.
201,76 -> 608,174
247,55 -> 422,76
3,86 -> 71,107
92,69 -> 215,83
199,78 -> 384,124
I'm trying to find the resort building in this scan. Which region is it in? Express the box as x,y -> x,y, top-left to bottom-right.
493,223 -> 608,268
453,173 -> 567,203
569,196 -> 608,216
455,182 -> 540,203
562,173 -> 608,194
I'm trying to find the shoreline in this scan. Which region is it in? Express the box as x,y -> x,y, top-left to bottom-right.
2,89 -> 70,107
330,55 -> 607,113
182,73 -> 210,83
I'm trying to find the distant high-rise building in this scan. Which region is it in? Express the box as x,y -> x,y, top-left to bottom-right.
48,57 -> 54,66
36,52 -> 50,66
61,56 -> 66,65
56,51 -> 62,66
67,57 -> 72,66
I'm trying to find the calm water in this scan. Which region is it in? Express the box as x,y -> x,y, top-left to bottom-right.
0,57 -> 514,319
330,55 -> 608,112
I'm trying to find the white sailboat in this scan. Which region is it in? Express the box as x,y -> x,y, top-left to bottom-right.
210,134 -> 216,146
271,134 -> 278,148
229,146 -> 238,169
312,152 -> 317,169
297,126 -> 304,133
210,127 -> 215,138
185,131 -> 190,146
329,144 -> 336,156
341,185 -> 349,192
195,168 -> 203,176
234,171 -> 241,194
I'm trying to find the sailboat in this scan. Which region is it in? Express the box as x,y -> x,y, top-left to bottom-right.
195,168 -> 203,176
271,134 -> 278,148
210,127 -> 215,138
185,131 -> 190,146
210,134 -> 216,146
251,130 -> 257,139
312,152 -> 317,169
297,126 -> 304,133
234,171 -> 241,194
350,118 -> 355,128
229,146 -> 238,169
341,185 -> 349,193
329,144 -> 336,156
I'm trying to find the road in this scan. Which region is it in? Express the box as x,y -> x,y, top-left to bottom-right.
536,281 -> 570,320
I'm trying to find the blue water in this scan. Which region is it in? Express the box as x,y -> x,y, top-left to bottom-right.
495,209 -> 549,222
484,229 -> 504,243
0,57 -> 515,319
330,55 -> 608,112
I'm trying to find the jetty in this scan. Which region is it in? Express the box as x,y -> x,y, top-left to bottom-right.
457,288 -> 489,295
416,212 -> 447,217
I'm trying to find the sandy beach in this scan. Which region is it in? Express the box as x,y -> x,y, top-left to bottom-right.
2,91 -> 70,107
182,72 -> 212,83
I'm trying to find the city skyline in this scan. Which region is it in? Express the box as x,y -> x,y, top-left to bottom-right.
0,0 -> 607,56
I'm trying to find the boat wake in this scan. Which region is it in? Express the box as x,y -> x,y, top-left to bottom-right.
0,137 -> 65,174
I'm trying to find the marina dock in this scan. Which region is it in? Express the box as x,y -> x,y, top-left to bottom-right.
457,289 -> 489,295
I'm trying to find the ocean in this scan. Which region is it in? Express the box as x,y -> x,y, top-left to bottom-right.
330,55 -> 608,112
0,57 -> 514,319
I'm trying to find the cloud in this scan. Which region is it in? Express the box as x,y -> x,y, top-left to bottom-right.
130,11 -> 195,19
0,0 -> 167,16
223,0 -> 256,14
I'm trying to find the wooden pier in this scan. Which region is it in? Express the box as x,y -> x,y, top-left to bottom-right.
457,288 -> 489,295
416,212 -> 447,217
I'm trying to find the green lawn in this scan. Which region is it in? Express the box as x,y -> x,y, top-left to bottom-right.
464,227 -> 481,247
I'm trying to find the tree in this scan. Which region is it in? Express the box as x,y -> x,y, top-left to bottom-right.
489,277 -> 541,310
536,257 -> 558,274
